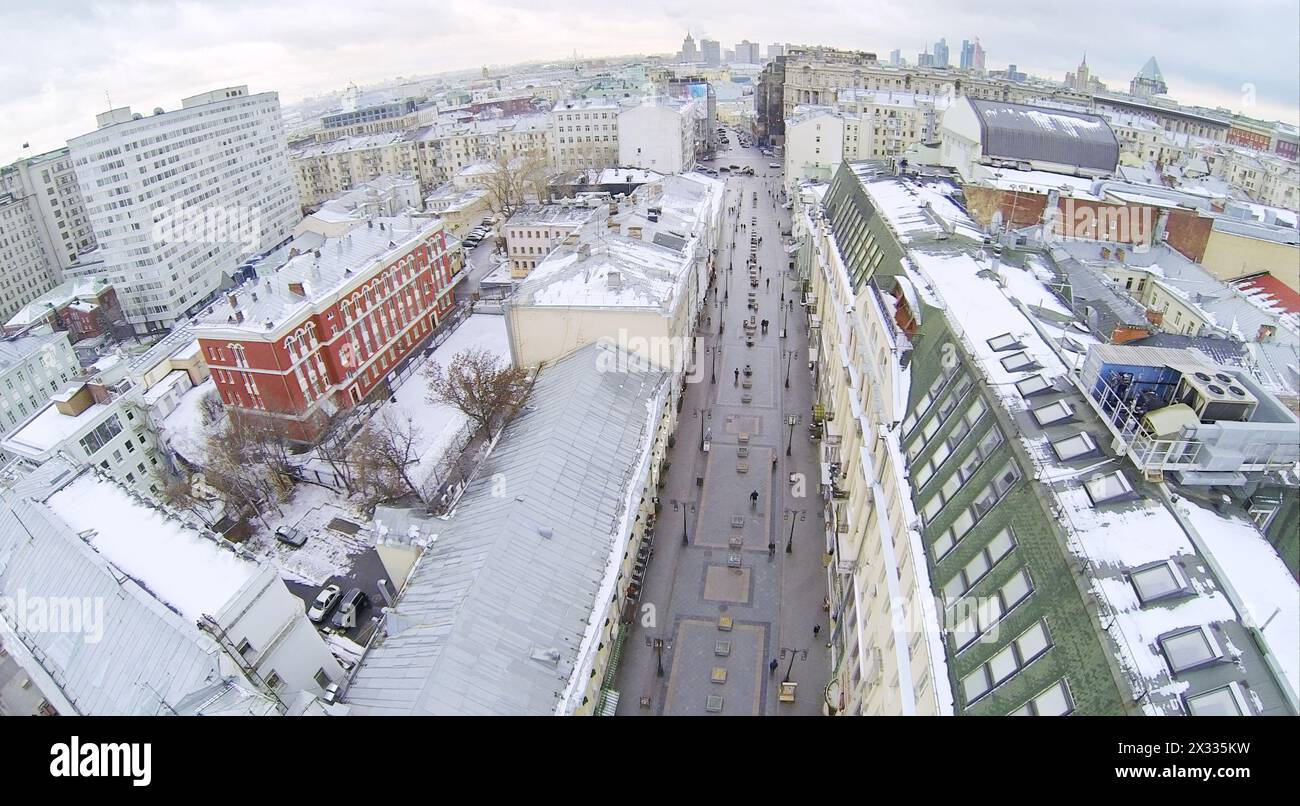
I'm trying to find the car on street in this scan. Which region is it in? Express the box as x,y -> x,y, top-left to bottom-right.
274,525 -> 308,548
330,587 -> 372,630
307,584 -> 342,623
769,163 -> 781,169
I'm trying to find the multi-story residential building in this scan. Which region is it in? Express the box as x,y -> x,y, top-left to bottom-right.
552,98 -> 625,172
505,172 -> 725,378
1,377 -> 165,498
768,43 -> 785,60
291,131 -> 420,212
0,458 -> 345,715
0,191 -> 60,325
795,160 -> 1299,716
68,86 -> 300,334
192,215 -> 457,443
503,201 -> 600,278
0,147 -> 97,271
3,277 -> 124,339
783,107 -> 849,189
0,331 -> 78,436
618,97 -> 705,174
836,89 -> 947,158
295,174 -> 423,238
1227,115 -> 1276,152
317,97 -> 422,141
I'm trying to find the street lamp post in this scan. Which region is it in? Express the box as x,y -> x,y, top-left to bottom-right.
780,646 -> 809,684
784,349 -> 795,388
654,638 -> 665,677
786,414 -> 798,456
785,509 -> 799,553
697,407 -> 710,452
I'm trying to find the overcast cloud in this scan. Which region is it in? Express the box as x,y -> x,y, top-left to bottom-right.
3,0 -> 1296,163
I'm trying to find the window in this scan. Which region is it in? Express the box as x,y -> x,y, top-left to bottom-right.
1159,626 -> 1222,673
987,333 -> 1023,352
265,671 -> 283,689
1014,374 -> 1053,398
1010,679 -> 1075,716
314,668 -> 333,688
237,639 -> 254,658
1031,400 -> 1074,426
1129,561 -> 1188,604
999,351 -> 1037,372
1083,470 -> 1134,505
1184,683 -> 1251,716
1051,432 -> 1097,461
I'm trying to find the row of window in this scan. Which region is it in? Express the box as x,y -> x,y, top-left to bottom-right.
960,619 -> 1052,706
931,461 -> 1022,561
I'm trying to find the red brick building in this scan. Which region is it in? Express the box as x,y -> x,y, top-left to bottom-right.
194,216 -> 457,442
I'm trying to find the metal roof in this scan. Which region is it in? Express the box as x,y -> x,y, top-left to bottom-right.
345,341 -> 668,715
969,99 -> 1119,173
0,460 -> 253,715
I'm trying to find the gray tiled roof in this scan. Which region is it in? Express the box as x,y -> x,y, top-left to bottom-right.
345,340 -> 668,715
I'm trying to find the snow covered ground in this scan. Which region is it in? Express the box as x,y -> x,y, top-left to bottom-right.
243,484 -> 371,587
385,313 -> 510,492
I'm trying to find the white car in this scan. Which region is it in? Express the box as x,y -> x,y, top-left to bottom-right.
769,163 -> 781,169
307,584 -> 342,623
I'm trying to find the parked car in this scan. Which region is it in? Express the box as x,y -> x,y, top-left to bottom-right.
718,166 -> 730,172
330,588 -> 371,630
274,525 -> 307,548
307,584 -> 342,623
769,162 -> 781,169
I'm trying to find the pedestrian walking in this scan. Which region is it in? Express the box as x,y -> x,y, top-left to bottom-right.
734,367 -> 740,384
813,625 -> 821,638
766,278 -> 771,290
769,658 -> 779,675
750,489 -> 759,507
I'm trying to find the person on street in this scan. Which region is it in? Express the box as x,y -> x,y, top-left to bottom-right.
766,278 -> 770,290
750,489 -> 759,507
734,367 -> 740,384
769,658 -> 779,675
813,625 -> 821,638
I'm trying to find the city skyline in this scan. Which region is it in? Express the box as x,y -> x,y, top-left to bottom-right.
3,0 -> 1297,163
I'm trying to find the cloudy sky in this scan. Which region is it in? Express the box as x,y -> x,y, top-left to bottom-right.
3,0 -> 1297,163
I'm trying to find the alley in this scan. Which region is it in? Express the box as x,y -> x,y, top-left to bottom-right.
614,141 -> 830,716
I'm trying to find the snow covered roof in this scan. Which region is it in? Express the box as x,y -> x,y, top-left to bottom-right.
345,340 -> 668,715
844,164 -> 1299,714
0,461 -> 270,715
0,331 -> 66,375
968,98 -> 1120,173
192,215 -> 443,337
46,473 -> 260,622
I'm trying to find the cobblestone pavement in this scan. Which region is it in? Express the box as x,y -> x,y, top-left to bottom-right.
615,141 -> 830,716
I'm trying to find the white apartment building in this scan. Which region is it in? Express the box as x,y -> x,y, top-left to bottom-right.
295,173 -> 423,238
784,108 -> 849,191
836,90 -> 947,159
68,86 -> 300,334
617,98 -> 704,174
1,147 -> 97,272
503,201 -> 601,278
553,98 -> 625,171
0,192 -> 59,324
0,331 -> 79,436
2,379 -> 166,498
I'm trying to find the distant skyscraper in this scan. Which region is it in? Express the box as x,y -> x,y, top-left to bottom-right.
934,38 -> 949,68
917,47 -> 935,68
972,39 -> 986,73
768,43 -> 785,60
1070,53 -> 1091,91
960,40 -> 973,70
889,49 -> 902,67
700,39 -> 721,67
680,32 -> 697,63
1130,57 -> 1168,97
735,40 -> 761,64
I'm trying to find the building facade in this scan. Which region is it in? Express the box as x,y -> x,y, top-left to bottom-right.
68,86 -> 300,334
552,98 -> 624,171
1,147 -> 97,272
193,216 -> 457,443
0,191 -> 59,324
0,331 -> 79,436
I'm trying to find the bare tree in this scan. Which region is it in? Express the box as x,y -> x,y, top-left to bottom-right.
425,348 -> 532,438
353,411 -> 426,504
159,471 -> 219,528
198,388 -> 225,427
474,146 -> 549,220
